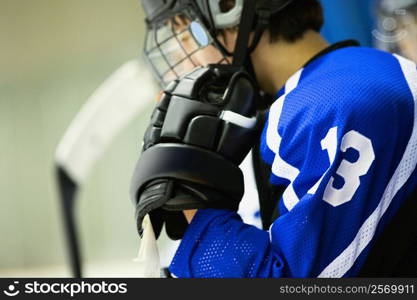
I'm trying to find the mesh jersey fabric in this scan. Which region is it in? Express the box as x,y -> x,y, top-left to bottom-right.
169,46 -> 417,278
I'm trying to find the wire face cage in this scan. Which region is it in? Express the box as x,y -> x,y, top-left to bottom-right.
143,8 -> 231,87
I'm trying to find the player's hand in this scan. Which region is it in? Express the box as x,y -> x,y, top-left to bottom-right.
130,65 -> 259,240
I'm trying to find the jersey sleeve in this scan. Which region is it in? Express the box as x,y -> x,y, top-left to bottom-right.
168,53 -> 417,278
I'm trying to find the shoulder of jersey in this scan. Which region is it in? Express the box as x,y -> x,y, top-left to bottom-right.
292,46 -> 411,118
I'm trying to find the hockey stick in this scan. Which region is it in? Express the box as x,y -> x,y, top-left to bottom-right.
55,60 -> 158,277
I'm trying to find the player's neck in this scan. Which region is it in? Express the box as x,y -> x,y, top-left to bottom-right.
251,30 -> 329,95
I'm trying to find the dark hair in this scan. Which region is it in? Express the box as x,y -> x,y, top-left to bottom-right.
220,0 -> 324,43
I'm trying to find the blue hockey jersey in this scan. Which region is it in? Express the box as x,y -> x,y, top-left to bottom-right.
169,45 -> 417,278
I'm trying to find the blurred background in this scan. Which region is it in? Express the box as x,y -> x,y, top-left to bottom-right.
0,0 -> 415,277
0,0 -> 154,277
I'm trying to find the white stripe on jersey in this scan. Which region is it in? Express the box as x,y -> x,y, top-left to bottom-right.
266,69 -> 303,211
319,55 -> 417,278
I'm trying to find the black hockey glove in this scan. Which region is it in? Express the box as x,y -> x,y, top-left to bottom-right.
130,65 -> 259,240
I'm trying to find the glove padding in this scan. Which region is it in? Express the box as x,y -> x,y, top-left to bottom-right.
130,65 -> 259,239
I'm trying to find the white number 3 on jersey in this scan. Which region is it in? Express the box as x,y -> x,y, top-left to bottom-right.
318,127 -> 375,207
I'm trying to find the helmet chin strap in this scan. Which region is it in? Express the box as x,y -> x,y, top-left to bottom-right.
232,0 -> 257,68
232,0 -> 295,108
231,0 -> 270,109
233,0 -> 295,68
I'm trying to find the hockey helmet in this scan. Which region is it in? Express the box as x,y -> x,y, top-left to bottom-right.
140,0 -> 294,86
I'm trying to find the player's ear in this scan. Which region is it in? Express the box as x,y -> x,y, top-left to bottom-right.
218,28 -> 261,55
217,27 -> 239,54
